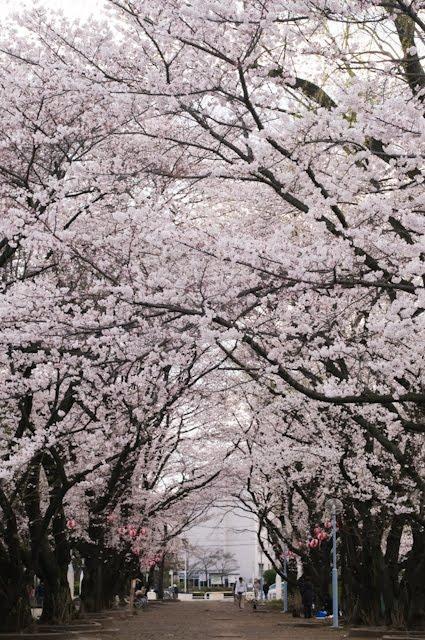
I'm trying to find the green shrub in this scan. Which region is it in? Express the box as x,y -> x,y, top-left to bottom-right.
263,569 -> 277,585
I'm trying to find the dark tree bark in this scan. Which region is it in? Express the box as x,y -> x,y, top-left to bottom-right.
80,551 -> 104,612
23,460 -> 74,625
156,553 -> 166,600
80,544 -> 135,612
0,488 -> 32,631
405,524 -> 425,629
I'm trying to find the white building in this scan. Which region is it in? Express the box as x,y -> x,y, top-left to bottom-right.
185,505 -> 273,586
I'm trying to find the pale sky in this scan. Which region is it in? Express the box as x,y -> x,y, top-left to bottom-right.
1,0 -> 102,19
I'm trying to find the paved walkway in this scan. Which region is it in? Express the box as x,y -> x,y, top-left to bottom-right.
110,601 -> 347,640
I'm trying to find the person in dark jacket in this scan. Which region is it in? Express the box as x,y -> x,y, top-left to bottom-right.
299,578 -> 314,618
35,581 -> 45,607
263,582 -> 270,600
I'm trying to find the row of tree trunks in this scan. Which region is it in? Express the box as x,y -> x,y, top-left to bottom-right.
0,535 -> 137,631
80,552 -> 125,612
258,497 -> 425,629
2,464 -> 145,628
339,515 -> 425,628
79,539 -> 140,613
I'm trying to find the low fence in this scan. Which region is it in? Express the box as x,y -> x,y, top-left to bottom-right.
176,592 -> 234,601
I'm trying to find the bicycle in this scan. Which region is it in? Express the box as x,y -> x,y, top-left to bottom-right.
134,595 -> 148,609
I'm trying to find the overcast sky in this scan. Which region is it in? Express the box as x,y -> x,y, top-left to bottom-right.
1,0 -> 102,19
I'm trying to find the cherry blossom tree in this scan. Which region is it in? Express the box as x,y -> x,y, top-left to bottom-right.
1,0 -> 424,630
0,31 -> 232,629
73,3 -> 423,622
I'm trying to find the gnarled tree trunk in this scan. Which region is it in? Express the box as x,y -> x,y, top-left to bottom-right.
0,490 -> 32,632
405,524 -> 425,629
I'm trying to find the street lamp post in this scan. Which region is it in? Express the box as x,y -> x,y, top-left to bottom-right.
325,498 -> 343,629
258,561 -> 264,600
184,547 -> 188,593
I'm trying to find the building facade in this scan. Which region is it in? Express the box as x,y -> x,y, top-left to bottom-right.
184,505 -> 273,587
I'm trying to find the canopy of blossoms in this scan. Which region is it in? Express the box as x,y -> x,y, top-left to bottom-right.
0,0 -> 424,632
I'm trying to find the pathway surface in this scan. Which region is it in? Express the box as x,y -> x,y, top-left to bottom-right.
110,601 -> 347,640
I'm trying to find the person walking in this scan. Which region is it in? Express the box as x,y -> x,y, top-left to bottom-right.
235,577 -> 247,609
263,582 -> 270,600
253,578 -> 261,610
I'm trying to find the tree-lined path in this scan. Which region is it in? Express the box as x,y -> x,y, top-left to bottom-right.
0,0 -> 424,633
108,603 -> 347,640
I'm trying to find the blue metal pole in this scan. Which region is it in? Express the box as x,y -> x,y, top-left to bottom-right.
332,504 -> 339,628
259,562 -> 264,600
283,549 -> 288,613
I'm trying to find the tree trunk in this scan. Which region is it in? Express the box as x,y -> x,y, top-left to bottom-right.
22,458 -> 75,625
0,592 -> 32,632
81,553 -> 104,612
341,527 -> 359,622
384,516 -> 404,626
357,530 -> 386,624
0,556 -> 32,632
40,507 -> 75,624
99,556 -> 124,610
147,565 -> 155,590
40,574 -> 74,625
341,511 -> 387,625
405,524 -> 425,629
156,554 -> 165,600
0,490 -> 33,632
106,552 -> 133,608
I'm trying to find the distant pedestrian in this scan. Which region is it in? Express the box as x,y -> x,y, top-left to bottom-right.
263,582 -> 270,600
35,581 -> 45,607
253,579 -> 261,600
235,577 -> 247,609
253,578 -> 261,609
173,584 -> 179,600
299,577 -> 314,618
135,585 -> 148,609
